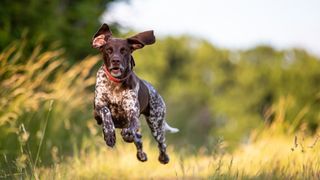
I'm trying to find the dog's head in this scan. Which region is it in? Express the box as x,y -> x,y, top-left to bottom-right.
92,24 -> 155,78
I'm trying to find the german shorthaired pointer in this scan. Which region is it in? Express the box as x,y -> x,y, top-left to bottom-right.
92,24 -> 178,164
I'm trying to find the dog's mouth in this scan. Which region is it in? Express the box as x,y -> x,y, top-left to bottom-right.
109,67 -> 123,77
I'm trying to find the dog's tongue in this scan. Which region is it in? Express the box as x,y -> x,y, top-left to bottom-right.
112,69 -> 120,74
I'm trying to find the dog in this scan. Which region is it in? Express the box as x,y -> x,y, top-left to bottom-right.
92,23 -> 179,164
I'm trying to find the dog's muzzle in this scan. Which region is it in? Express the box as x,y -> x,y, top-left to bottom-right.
109,65 -> 124,77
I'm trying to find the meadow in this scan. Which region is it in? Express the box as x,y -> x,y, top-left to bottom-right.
1,40 -> 320,179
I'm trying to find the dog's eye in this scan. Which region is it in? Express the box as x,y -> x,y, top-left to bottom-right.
120,48 -> 127,54
106,48 -> 113,54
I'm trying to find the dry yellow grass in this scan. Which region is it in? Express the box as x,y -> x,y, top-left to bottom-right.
34,130 -> 320,179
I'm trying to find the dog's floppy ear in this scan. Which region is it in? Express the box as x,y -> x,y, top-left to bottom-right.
92,23 -> 112,49
127,30 -> 155,51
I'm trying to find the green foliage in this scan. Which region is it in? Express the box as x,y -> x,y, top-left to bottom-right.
133,36 -> 320,148
0,0 -> 122,61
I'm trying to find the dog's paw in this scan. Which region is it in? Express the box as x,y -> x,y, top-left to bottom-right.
137,151 -> 148,162
158,152 -> 169,164
121,129 -> 142,143
121,128 -> 134,143
103,129 -> 116,147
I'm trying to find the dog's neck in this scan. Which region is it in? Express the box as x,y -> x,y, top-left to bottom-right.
103,64 -> 133,83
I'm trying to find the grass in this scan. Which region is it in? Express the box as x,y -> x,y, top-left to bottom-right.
0,41 -> 99,178
1,42 -> 320,179
19,129 -> 319,179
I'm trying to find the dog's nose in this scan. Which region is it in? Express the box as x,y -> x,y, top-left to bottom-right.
111,59 -> 120,65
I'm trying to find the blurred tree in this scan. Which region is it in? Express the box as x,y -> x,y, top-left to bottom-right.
0,0 -> 123,61
133,36 -> 320,150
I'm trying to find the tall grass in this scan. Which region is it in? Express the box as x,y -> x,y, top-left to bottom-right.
32,129 -> 320,179
0,41 -> 100,177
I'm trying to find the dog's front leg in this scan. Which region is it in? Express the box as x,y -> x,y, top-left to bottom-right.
129,116 -> 147,162
94,71 -> 116,147
99,106 -> 116,147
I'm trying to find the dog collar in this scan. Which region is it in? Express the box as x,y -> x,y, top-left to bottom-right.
103,65 -> 132,83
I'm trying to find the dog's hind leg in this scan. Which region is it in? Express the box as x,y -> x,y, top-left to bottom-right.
133,130 -> 147,162
124,117 -> 147,162
144,86 -> 170,164
123,98 -> 148,162
145,114 -> 170,164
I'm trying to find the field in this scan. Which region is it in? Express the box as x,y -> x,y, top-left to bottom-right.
39,133 -> 320,179
1,42 -> 320,180
3,130 -> 320,179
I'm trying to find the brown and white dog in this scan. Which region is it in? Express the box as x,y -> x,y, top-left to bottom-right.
92,24 -> 178,164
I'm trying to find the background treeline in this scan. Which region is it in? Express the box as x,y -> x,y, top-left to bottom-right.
0,0 -> 122,61
1,0 -> 320,175
134,37 -> 320,148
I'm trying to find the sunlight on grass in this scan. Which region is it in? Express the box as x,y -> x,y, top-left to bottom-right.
35,130 -> 320,179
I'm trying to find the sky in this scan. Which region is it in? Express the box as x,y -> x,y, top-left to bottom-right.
103,0 -> 320,56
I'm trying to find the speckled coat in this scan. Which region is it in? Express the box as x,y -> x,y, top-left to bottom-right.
92,23 -> 178,164
94,64 -> 167,130
94,65 -> 177,163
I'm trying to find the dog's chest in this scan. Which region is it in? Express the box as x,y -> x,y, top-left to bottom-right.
105,84 -> 139,127
95,67 -> 141,128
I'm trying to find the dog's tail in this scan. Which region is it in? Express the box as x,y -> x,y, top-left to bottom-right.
164,122 -> 179,133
